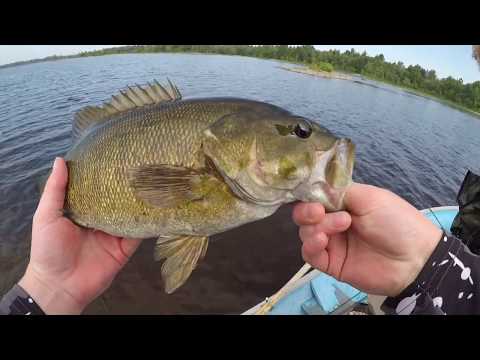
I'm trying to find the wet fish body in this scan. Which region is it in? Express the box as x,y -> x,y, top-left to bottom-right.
63,80 -> 355,293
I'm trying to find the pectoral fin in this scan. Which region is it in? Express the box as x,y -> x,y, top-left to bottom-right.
154,235 -> 209,294
127,165 -> 206,208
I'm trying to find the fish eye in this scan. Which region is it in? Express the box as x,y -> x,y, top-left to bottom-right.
293,122 -> 312,139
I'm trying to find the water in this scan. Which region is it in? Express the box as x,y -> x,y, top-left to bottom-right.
1,53 -> 479,314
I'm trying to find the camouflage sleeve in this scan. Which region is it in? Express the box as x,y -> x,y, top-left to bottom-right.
381,233 -> 480,315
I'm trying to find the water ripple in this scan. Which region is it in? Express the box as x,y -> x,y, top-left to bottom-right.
0,53 -> 479,313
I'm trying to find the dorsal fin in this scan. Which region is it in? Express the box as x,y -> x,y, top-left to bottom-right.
72,79 -> 182,142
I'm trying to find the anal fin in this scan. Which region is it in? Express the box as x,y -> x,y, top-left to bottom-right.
154,235 -> 209,294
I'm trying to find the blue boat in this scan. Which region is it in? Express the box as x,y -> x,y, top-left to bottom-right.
243,206 -> 459,315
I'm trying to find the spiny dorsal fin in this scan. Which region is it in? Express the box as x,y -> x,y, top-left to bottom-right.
72,79 -> 182,142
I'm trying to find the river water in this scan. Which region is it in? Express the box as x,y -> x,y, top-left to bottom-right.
0,53 -> 479,313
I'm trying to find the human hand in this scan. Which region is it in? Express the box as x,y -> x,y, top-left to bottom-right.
293,183 -> 443,297
19,157 -> 142,314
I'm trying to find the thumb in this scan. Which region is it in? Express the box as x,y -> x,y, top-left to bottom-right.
344,182 -> 386,216
34,157 -> 68,225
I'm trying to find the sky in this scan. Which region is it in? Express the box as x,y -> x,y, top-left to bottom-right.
0,45 -> 121,65
0,45 -> 478,83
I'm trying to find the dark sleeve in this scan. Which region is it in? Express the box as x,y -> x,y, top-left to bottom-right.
0,284 -> 45,315
381,232 -> 480,315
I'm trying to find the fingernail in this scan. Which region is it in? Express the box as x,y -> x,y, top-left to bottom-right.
334,213 -> 348,227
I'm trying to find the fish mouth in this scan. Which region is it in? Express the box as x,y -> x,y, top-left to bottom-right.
321,137 -> 355,190
293,138 -> 355,211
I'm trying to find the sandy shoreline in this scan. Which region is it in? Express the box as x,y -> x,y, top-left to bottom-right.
279,65 -> 353,81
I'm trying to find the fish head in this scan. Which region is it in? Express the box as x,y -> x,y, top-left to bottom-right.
202,111 -> 355,211
291,132 -> 355,211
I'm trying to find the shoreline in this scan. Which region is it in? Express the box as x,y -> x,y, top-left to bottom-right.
370,78 -> 480,119
279,65 -> 480,119
279,65 -> 353,81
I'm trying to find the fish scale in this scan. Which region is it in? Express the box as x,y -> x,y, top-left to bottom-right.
65,97 -> 286,238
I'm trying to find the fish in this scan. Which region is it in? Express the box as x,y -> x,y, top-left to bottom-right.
62,79 -> 355,293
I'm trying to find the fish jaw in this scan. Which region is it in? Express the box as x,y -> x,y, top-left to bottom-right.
292,138 -> 355,211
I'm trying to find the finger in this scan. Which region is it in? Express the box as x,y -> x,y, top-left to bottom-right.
302,246 -> 329,273
299,224 -> 325,243
34,157 -> 68,225
319,211 -> 351,234
302,232 -> 328,257
120,238 -> 143,259
344,182 -> 388,216
324,234 -> 348,279
299,212 -> 351,241
292,202 -> 325,226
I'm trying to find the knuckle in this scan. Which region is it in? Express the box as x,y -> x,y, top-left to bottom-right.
298,227 -> 307,242
301,245 -> 311,262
